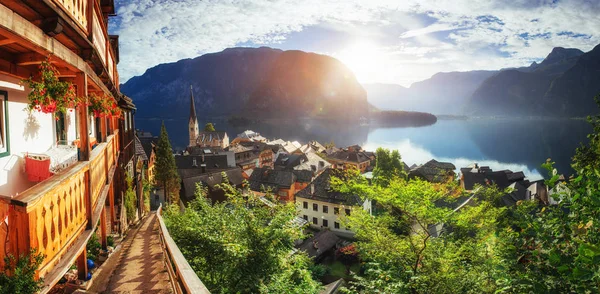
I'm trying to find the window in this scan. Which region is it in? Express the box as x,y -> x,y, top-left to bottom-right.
334,222 -> 340,229
323,205 -> 328,213
0,91 -> 9,157
345,208 -> 351,216
334,207 -> 339,214
313,203 -> 318,211
312,217 -> 318,225
303,201 -> 308,209
323,219 -> 328,227
88,113 -> 95,136
55,111 -> 67,144
303,215 -> 308,220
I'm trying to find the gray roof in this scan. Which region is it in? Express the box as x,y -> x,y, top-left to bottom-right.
249,167 -> 296,192
138,137 -> 157,160
296,230 -> 341,260
134,136 -> 148,161
181,168 -> 244,201
275,153 -> 308,170
176,154 -> 230,178
326,150 -> 372,164
293,170 -> 313,183
460,166 -> 526,190
295,169 -> 362,205
409,159 -> 456,183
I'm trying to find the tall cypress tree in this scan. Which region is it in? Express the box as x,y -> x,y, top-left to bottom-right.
154,122 -> 180,204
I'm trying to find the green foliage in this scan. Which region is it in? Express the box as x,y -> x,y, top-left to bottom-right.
163,179 -> 321,293
0,250 -> 44,294
142,178 -> 151,212
124,174 -> 137,222
334,167 -> 507,293
204,122 -> 216,132
107,235 -> 115,247
87,233 -> 102,262
372,147 -> 407,187
154,122 -> 180,204
308,263 -> 329,280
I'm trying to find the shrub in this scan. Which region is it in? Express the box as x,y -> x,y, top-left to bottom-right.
0,250 -> 44,294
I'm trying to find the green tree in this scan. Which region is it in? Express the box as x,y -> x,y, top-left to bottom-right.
372,147 -> 407,187
204,122 -> 216,131
124,174 -> 137,221
154,122 -> 180,204
332,169 -> 507,293
163,177 -> 321,293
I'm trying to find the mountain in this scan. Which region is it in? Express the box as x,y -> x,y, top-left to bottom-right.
121,47 -> 368,121
364,71 -> 496,115
465,46 -> 598,117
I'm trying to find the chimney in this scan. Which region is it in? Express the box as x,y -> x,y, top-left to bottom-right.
310,183 -> 315,195
192,157 -> 197,167
201,163 -> 206,173
202,153 -> 205,163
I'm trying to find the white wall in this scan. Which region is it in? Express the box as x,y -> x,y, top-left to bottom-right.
296,197 -> 357,238
0,74 -> 79,197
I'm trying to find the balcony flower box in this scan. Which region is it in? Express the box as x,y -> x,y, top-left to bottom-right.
22,59 -> 82,118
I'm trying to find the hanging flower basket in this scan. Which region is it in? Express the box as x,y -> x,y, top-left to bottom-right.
22,58 -> 82,116
88,92 -> 121,118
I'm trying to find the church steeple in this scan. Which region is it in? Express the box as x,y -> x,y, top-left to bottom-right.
189,85 -> 198,123
188,85 -> 199,147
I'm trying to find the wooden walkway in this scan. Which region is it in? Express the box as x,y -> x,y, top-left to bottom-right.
103,213 -> 173,293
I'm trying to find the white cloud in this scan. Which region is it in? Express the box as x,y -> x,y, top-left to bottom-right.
111,0 -> 600,85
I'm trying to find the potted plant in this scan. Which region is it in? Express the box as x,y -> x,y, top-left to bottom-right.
88,93 -> 122,118
22,58 -> 81,119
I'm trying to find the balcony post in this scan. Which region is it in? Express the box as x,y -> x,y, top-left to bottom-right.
100,117 -> 107,142
100,207 -> 108,250
77,247 -> 88,281
109,182 -> 116,231
76,73 -> 90,161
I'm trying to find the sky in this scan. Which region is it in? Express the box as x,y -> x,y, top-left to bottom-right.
110,0 -> 600,87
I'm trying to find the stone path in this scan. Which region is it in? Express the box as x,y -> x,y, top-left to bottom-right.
103,213 -> 173,293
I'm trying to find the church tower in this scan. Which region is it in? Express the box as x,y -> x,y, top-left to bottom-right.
188,85 -> 199,147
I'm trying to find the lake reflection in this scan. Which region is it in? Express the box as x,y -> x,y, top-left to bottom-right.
136,118 -> 591,180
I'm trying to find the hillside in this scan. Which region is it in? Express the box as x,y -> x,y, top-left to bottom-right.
121,47 -> 369,121
466,46 -> 598,117
364,70 -> 496,115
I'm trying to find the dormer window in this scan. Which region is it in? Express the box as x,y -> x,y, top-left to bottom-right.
192,157 -> 197,167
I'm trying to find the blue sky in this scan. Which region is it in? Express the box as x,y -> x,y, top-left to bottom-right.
110,0 -> 600,86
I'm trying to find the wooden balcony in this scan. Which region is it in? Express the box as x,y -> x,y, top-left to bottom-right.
0,0 -> 120,93
4,131 -> 119,292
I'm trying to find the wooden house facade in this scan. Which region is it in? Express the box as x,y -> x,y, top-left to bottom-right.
0,1 -> 137,292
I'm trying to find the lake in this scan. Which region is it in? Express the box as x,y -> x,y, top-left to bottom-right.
136,117 -> 592,180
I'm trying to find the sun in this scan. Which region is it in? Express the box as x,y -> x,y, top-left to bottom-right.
336,41 -> 385,83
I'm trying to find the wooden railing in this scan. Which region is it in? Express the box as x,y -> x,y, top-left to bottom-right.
50,0 -> 118,86
53,0 -> 89,30
157,204 -> 211,294
7,133 -> 118,280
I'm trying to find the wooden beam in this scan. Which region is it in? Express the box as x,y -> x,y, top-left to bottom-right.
76,72 -> 90,161
0,39 -> 15,46
76,248 -> 88,281
0,4 -> 114,95
15,52 -> 51,66
100,207 -> 107,250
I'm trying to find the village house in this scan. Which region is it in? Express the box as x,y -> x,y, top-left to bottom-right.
295,169 -> 372,238
238,141 -> 276,169
0,0 -> 138,289
231,129 -> 267,144
325,145 -> 375,173
275,152 -> 331,174
136,135 -> 157,184
249,167 -> 312,202
408,159 -> 456,183
460,163 -> 559,206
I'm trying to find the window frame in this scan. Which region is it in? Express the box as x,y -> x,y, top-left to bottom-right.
323,219 -> 328,227
0,91 -> 9,158
312,217 -> 318,225
334,207 -> 339,215
345,208 -> 351,216
323,205 -> 328,214
312,203 -> 318,211
303,201 -> 308,209
334,222 -> 340,229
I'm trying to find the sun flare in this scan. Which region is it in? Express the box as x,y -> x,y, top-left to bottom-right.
336,41 -> 386,83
